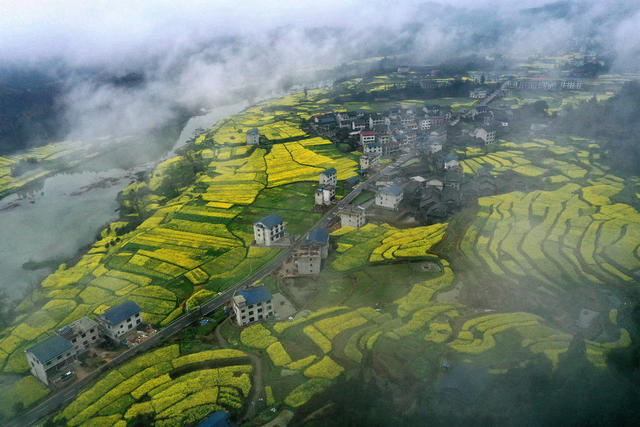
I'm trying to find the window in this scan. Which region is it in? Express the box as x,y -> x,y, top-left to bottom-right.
90,328 -> 95,333
81,333 -> 86,338
92,336 -> 96,341
128,324 -> 132,329
83,341 -> 88,346
57,355 -> 62,360
258,307 -> 263,313
136,313 -> 140,317
248,311 -> 254,315
136,319 -> 141,324
72,338 -> 77,343
120,324 -> 124,328
249,317 -> 255,322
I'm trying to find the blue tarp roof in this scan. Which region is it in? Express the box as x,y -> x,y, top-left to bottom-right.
381,185 -> 403,196
197,411 -> 231,427
305,227 -> 329,245
27,335 -> 72,363
238,286 -> 272,305
101,301 -> 141,325
255,213 -> 283,228
247,128 -> 259,134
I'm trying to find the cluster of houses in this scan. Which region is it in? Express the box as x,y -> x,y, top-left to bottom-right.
25,301 -> 143,385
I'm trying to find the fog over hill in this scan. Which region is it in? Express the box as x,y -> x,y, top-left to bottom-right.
0,0 -> 639,152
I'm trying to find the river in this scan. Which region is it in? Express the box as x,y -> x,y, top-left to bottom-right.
0,102 -> 247,299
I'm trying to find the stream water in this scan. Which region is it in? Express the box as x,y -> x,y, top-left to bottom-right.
0,102 -> 247,298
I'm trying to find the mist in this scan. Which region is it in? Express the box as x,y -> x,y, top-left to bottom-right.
1,0 -> 639,153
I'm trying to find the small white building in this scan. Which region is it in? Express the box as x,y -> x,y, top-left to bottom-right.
470,88 -> 489,99
360,130 -> 376,146
232,286 -> 274,327
315,185 -> 335,206
359,154 -> 379,170
253,214 -> 285,246
426,178 -> 444,191
246,128 -> 260,145
293,227 -> 330,275
364,142 -> 383,156
375,185 -> 404,210
443,153 -> 460,170
98,301 -> 143,340
472,127 -> 496,144
319,168 -> 337,187
340,205 -> 366,228
57,317 -> 100,354
26,335 -> 76,385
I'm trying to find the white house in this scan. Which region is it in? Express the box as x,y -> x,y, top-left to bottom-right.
293,227 -> 330,275
232,286 -> 274,327
246,128 -> 260,145
315,185 -> 335,206
364,142 -> 383,156
253,214 -> 285,246
443,153 -> 460,170
98,301 -> 143,340
360,154 -> 379,170
340,205 -> 366,228
375,185 -> 404,210
470,88 -> 489,99
360,130 -> 376,146
319,168 -> 337,187
26,335 -> 76,385
472,127 -> 496,144
561,78 -> 582,89
57,317 -> 100,354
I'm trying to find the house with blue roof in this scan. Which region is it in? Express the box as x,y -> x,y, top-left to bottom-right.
319,167 -> 337,187
246,128 -> 260,145
293,227 -> 330,275
232,285 -> 274,327
26,335 -> 75,385
98,300 -> 143,340
375,185 -> 404,210
253,213 -> 285,246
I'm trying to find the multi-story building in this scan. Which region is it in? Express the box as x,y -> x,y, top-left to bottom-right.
360,130 -> 376,146
319,168 -> 337,187
375,185 -> 404,210
293,227 -> 330,275
98,301 -> 143,340
359,153 -> 379,170
57,317 -> 100,354
232,286 -> 274,327
364,142 -> 383,156
246,128 -> 260,145
340,205 -> 366,228
253,214 -> 285,246
315,185 -> 335,206
25,335 -> 76,385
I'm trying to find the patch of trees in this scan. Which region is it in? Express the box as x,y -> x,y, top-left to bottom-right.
10,156 -> 39,177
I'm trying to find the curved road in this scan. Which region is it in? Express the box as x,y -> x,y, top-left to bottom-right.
10,150 -> 411,427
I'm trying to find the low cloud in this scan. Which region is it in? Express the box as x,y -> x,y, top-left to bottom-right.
1,0 -> 638,145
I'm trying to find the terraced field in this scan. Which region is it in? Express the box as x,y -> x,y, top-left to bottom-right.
54,345 -> 252,426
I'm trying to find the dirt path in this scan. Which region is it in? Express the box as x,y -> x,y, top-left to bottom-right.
215,318 -> 264,422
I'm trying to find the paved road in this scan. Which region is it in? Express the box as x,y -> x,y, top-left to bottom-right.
12,152 -> 411,427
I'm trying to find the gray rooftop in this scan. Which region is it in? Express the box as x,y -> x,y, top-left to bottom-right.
380,185 -> 403,196
254,213 -> 283,228
320,167 -> 337,176
101,300 -> 142,325
27,335 -> 72,363
247,128 -> 259,134
304,227 -> 329,246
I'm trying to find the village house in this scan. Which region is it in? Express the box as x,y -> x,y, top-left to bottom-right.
315,185 -> 335,206
561,77 -> 583,89
472,126 -> 497,144
375,185 -> 404,210
246,128 -> 260,145
426,178 -> 444,191
232,286 -> 274,327
340,205 -> 367,228
360,130 -> 376,146
319,168 -> 337,187
359,153 -> 379,170
469,88 -> 489,99
57,316 -> 100,354
364,142 -> 383,156
343,176 -> 360,191
26,335 -> 76,385
368,113 -> 387,128
443,153 -> 460,170
98,301 -> 143,341
253,214 -> 285,246
336,112 -> 356,129
293,227 -> 330,275
426,130 -> 445,153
